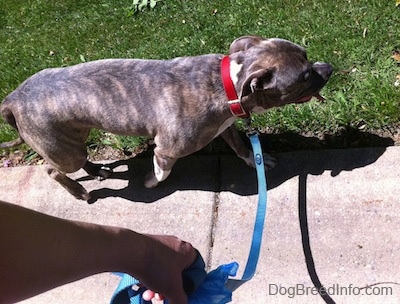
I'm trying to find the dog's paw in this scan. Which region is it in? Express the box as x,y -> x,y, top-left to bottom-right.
263,153 -> 277,169
96,166 -> 113,181
144,172 -> 159,188
77,190 -> 91,201
66,181 -> 91,200
83,162 -> 113,181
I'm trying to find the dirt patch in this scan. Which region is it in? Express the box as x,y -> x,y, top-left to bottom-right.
0,142 -> 150,168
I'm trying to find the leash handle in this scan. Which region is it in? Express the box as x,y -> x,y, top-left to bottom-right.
110,251 -> 206,304
182,250 -> 207,295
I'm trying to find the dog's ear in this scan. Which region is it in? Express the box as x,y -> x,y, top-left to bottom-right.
239,68 -> 276,98
229,36 -> 266,54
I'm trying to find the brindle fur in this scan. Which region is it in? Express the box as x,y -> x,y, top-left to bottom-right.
0,36 -> 332,200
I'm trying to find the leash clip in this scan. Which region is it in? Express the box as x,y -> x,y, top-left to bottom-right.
244,117 -> 259,138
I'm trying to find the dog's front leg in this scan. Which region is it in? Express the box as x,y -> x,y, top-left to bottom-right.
220,126 -> 277,169
144,153 -> 177,188
220,126 -> 254,166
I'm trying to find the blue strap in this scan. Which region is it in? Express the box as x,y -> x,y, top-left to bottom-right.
110,273 -> 150,304
225,132 -> 268,291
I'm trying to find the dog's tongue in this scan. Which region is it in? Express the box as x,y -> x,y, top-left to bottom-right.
313,93 -> 325,101
296,93 -> 325,103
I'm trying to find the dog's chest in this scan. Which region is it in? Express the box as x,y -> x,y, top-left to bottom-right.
213,117 -> 236,138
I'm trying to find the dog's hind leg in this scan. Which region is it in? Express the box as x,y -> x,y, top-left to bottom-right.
47,166 -> 91,200
83,161 -> 113,180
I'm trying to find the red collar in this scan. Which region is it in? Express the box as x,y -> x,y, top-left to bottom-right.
221,56 -> 249,118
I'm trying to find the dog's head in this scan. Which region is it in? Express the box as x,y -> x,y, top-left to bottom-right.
229,36 -> 333,112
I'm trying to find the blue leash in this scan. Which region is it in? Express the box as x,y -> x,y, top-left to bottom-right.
110,132 -> 268,303
224,131 -> 268,292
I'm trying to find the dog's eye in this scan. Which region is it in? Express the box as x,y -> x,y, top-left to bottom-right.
304,72 -> 310,81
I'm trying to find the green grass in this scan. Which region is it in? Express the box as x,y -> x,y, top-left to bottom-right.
1,0 -> 399,152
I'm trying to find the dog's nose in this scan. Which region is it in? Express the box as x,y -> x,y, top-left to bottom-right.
313,62 -> 333,80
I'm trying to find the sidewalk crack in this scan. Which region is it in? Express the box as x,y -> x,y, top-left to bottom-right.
206,156 -> 222,270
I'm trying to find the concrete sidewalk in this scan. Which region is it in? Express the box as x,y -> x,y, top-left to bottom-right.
0,147 -> 399,304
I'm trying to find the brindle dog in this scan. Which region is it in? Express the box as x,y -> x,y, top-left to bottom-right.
0,36 -> 332,200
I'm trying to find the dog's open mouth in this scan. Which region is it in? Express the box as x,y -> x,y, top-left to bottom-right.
294,93 -> 325,104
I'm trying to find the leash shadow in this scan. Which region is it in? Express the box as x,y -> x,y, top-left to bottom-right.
262,129 -> 393,304
298,173 -> 336,304
265,141 -> 391,304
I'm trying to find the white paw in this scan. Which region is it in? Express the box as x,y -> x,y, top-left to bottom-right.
144,172 -> 159,188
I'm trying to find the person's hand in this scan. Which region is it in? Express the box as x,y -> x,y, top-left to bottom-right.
0,200 -> 198,304
131,234 -> 197,304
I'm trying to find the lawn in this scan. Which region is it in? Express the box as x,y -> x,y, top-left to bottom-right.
0,0 -> 399,155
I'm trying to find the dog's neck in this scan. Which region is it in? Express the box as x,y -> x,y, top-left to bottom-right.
221,56 -> 249,118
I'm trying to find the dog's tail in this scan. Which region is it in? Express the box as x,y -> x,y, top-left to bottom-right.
0,105 -> 25,149
0,136 -> 24,149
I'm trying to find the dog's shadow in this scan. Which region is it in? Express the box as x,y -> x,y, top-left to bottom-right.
82,128 -> 394,204
83,155 -> 222,203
